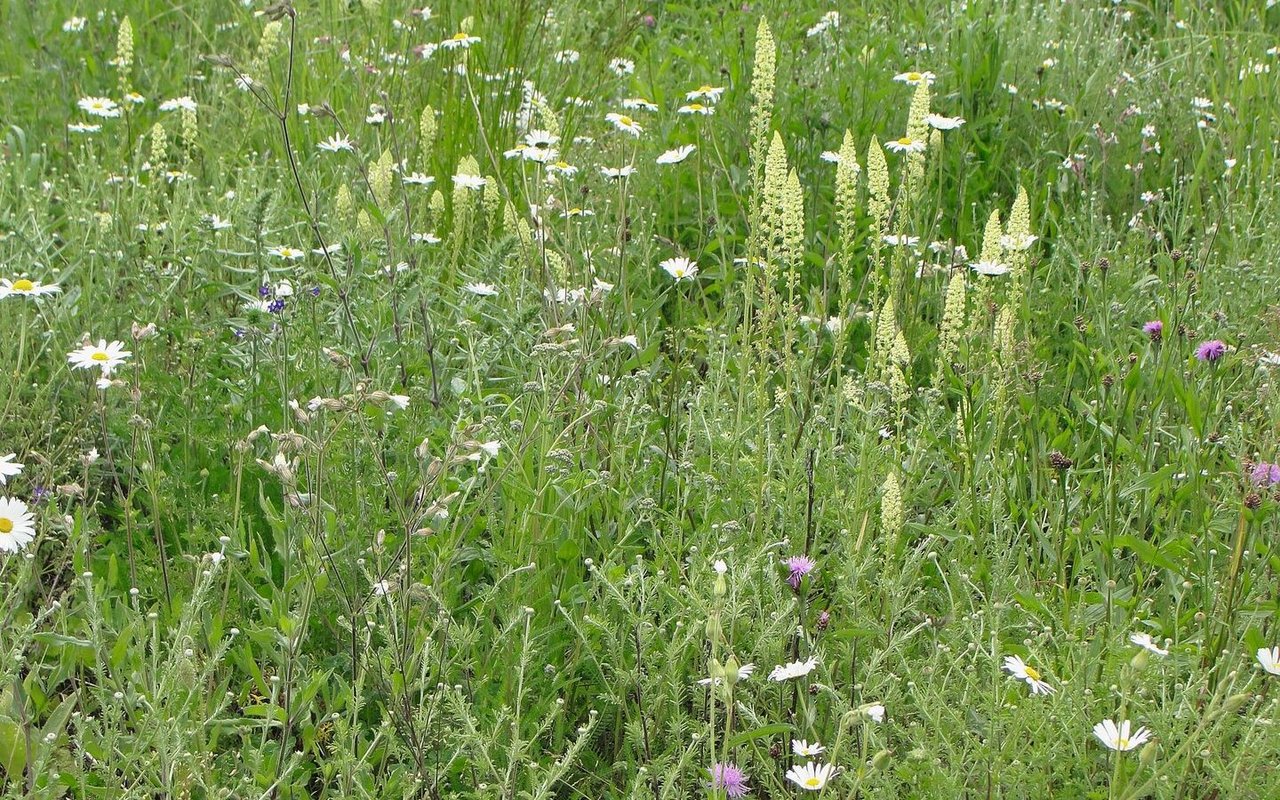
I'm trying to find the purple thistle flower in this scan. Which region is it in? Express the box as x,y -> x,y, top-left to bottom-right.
709,763 -> 750,798
1195,339 -> 1227,362
785,555 -> 816,590
1251,462 -> 1280,486
1143,320 -> 1163,342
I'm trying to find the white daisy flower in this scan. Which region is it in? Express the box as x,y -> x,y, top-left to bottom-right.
677,102 -> 713,116
1093,719 -> 1152,752
621,98 -> 658,112
970,260 -> 1010,276
317,134 -> 355,153
685,84 -> 725,103
403,172 -> 435,186
884,136 -> 926,154
792,740 -> 825,757
656,145 -> 696,165
463,282 -> 499,297
0,497 -> 35,553
1002,655 -> 1055,695
893,70 -> 936,86
0,278 -> 61,299
0,454 -> 23,485
608,58 -> 635,76
268,246 -> 306,260
768,657 -> 818,682
440,32 -> 480,50
605,112 -> 643,136
453,173 -> 487,190
78,96 -> 121,118
68,339 -> 131,375
660,257 -> 698,282
785,762 -> 838,791
600,165 -> 636,179
1257,646 -> 1280,676
158,96 -> 197,112
924,113 -> 966,130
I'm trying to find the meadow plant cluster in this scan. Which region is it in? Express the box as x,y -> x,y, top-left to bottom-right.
2,0 -> 1280,797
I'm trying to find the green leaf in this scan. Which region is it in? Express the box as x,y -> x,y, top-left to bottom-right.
725,723 -> 792,750
0,715 -> 26,778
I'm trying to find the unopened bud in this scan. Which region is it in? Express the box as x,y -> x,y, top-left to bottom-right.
871,749 -> 892,770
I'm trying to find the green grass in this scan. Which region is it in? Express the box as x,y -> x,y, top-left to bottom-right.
1,0 -> 1279,797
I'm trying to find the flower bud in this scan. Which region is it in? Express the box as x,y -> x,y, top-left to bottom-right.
871,749 -> 892,771
1139,741 -> 1158,769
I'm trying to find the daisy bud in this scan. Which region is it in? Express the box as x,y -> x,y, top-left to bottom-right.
713,571 -> 727,597
723,655 -> 741,687
1139,741 -> 1158,769
1130,648 -> 1149,672
871,749 -> 893,771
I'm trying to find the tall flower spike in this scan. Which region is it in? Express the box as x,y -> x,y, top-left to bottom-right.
115,17 -> 134,99
748,17 -> 777,202
934,269 -> 967,385
419,106 -> 437,170
881,471 -> 904,540
149,122 -> 167,169
867,136 -> 891,234
369,149 -> 395,209
835,129 -> 862,310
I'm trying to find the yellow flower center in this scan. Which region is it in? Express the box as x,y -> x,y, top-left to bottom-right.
688,103 -> 705,110
1024,665 -> 1041,681
697,84 -> 713,93
12,279 -> 34,291
617,115 -> 634,126
451,32 -> 469,41
897,137 -> 914,146
91,351 -> 109,362
805,778 -> 821,787
907,72 -> 923,81
1117,737 -> 1129,749
0,518 -> 12,534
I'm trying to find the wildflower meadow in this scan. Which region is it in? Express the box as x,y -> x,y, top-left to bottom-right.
4,0 -> 1280,797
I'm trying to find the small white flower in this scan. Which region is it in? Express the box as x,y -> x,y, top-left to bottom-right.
712,559 -> 728,574
859,702 -> 886,722
0,454 -> 23,485
970,260 -> 1010,276
158,96 -> 197,112
403,172 -> 435,186
924,113 -> 966,130
608,58 -> 635,76
600,165 -> 636,179
1129,632 -> 1169,657
317,134 -> 355,153
685,84 -> 725,103
792,740 -> 825,757
768,657 -> 818,682
1258,646 -> 1280,676
453,173 -> 487,190
440,32 -> 480,50
1093,719 -> 1152,752
463,282 -> 499,297
656,145 -> 696,165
